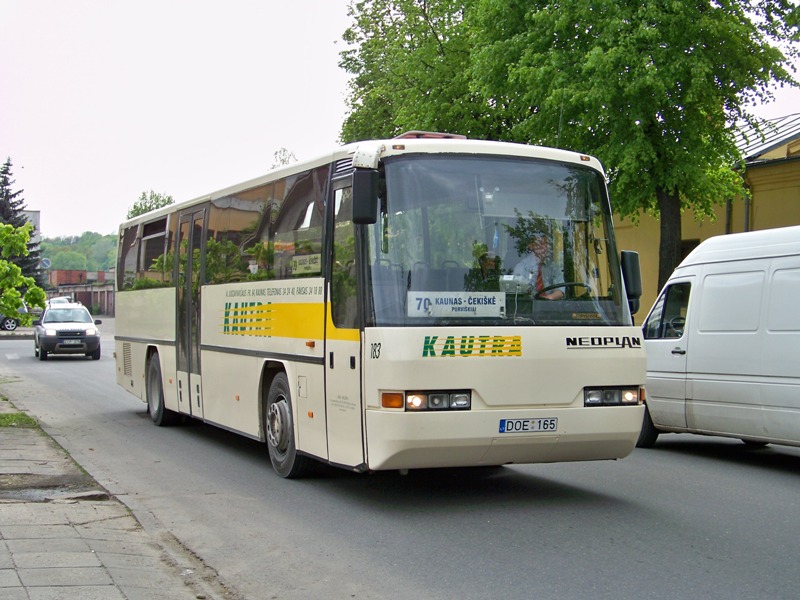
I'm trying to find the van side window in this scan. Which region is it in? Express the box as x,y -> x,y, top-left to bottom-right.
643,282 -> 691,339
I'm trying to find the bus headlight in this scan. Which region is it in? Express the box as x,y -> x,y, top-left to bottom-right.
584,387 -> 642,406
392,391 -> 471,411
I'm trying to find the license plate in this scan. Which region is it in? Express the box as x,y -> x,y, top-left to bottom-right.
499,418 -> 558,433
62,339 -> 82,345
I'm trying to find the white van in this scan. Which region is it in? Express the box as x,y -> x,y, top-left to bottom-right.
639,226 -> 800,448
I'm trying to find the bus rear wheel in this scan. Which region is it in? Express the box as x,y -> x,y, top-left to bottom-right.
265,373 -> 312,479
147,354 -> 178,426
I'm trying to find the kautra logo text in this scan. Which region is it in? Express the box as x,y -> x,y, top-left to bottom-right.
422,335 -> 522,357
223,302 -> 268,334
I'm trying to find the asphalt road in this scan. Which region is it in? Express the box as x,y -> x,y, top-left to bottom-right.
1,324 -> 799,600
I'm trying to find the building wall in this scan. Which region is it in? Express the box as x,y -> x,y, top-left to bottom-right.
614,156 -> 800,318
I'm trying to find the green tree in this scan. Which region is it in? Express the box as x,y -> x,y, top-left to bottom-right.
469,0 -> 798,288
40,232 -> 117,272
0,222 -> 46,325
0,158 -> 44,286
341,0 -> 800,289
51,250 -> 88,271
339,0 -> 486,142
127,190 -> 174,219
87,235 -> 117,271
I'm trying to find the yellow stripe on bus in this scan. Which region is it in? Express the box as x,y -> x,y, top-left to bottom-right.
220,302 -> 360,342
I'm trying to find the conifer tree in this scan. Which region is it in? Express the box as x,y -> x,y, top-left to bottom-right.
0,158 -> 44,286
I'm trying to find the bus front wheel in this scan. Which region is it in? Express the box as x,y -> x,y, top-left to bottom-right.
636,404 -> 660,448
265,373 -> 312,478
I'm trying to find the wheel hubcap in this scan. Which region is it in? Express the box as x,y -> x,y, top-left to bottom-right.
267,398 -> 289,453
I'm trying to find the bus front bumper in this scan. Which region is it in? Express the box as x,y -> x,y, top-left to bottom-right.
364,405 -> 644,471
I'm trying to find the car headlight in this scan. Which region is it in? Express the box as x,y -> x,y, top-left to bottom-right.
45,328 -> 57,336
85,328 -> 98,336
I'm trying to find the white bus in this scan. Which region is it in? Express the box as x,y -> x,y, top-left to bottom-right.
114,132 -> 646,478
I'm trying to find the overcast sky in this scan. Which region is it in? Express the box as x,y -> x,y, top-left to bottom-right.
2,1 -> 799,239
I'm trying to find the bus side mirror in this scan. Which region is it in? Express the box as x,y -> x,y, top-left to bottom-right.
621,250 -> 642,315
352,168 -> 379,225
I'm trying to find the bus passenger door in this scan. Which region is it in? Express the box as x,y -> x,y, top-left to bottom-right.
324,185 -> 365,469
175,206 -> 207,420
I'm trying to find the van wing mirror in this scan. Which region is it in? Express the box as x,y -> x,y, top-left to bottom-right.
352,168 -> 379,225
620,250 -> 642,315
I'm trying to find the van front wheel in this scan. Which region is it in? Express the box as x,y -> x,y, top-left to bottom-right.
636,405 -> 660,448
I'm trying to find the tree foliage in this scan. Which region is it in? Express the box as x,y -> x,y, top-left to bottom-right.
340,0 -> 800,288
50,250 -> 88,271
340,0 -> 491,141
0,222 -> 46,325
0,158 -> 44,286
126,190 -> 174,219
41,232 -> 117,272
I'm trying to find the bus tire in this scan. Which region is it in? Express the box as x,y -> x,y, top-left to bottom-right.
265,372 -> 312,479
147,354 -> 177,426
636,404 -> 660,448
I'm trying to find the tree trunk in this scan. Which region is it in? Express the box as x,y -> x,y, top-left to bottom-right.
656,186 -> 681,292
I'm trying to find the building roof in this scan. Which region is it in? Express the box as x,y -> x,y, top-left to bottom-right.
734,112 -> 800,162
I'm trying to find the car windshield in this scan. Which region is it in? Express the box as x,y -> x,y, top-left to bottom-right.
43,309 -> 93,324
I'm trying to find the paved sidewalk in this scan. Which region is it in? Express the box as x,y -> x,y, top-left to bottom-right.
0,399 -> 228,600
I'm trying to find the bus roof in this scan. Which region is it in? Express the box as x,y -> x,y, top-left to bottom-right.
119,135 -> 606,230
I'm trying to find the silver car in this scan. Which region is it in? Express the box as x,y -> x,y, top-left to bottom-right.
34,303 -> 102,361
0,304 -> 28,332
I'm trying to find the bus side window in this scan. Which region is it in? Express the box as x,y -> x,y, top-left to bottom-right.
137,218 -> 170,286
332,187 -> 357,328
118,225 -> 139,290
273,170 -> 325,279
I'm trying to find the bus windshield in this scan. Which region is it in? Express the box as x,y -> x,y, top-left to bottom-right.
365,154 -> 628,326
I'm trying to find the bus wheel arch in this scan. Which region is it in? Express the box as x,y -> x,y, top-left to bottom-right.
262,367 -> 312,478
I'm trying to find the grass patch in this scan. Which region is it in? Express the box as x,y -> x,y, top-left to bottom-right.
0,413 -> 38,428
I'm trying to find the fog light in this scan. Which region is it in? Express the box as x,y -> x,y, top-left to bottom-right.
450,393 -> 471,409
585,390 -> 603,405
428,393 -> 449,409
